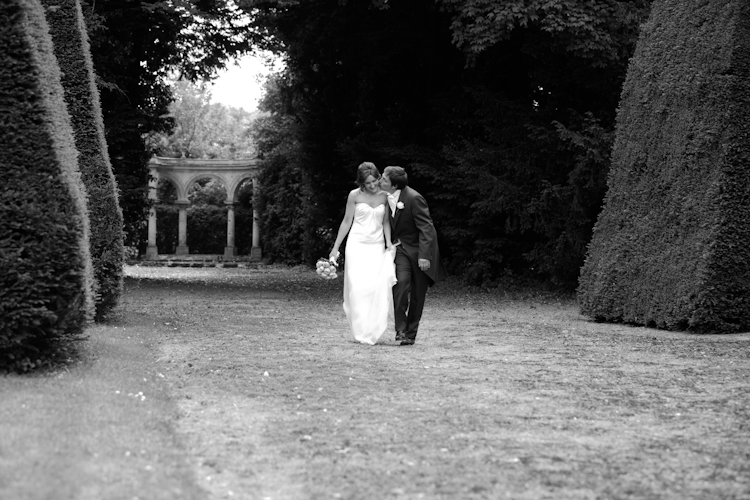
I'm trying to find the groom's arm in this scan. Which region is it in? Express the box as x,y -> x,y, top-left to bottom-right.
411,193 -> 437,265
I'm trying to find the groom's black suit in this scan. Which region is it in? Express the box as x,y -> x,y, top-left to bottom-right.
389,186 -> 447,343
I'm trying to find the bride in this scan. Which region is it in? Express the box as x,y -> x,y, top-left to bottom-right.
330,162 -> 396,344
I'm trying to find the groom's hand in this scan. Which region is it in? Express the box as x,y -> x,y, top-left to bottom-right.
418,258 -> 430,271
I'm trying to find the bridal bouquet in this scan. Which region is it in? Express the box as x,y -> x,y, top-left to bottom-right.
316,257 -> 338,280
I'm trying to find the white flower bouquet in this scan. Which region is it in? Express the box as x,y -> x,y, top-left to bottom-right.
316,257 -> 338,280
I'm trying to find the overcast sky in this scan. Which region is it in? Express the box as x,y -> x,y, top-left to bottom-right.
209,53 -> 282,112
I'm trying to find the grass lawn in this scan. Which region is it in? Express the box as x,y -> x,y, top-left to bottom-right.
2,264 -> 750,500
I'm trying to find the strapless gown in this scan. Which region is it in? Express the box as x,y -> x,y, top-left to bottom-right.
343,203 -> 397,344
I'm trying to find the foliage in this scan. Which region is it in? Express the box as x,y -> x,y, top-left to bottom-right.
240,0 -> 651,285
251,103 -> 321,263
188,179 -> 224,206
145,79 -> 259,159
578,0 -> 750,332
0,0 -> 94,372
438,0 -> 650,64
42,0 -> 124,320
79,0 -> 258,251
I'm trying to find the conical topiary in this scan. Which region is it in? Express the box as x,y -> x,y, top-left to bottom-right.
0,0 -> 95,370
42,0 -> 125,320
578,0 -> 750,333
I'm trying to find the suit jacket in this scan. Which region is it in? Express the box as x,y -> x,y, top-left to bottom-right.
390,186 -> 448,284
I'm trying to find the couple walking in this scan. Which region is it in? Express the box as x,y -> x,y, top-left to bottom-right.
330,162 -> 447,346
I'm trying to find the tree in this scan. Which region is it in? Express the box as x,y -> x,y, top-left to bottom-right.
241,0 -> 651,285
80,0 -> 260,252
146,79 -> 259,159
438,0 -> 649,64
249,74 -> 313,262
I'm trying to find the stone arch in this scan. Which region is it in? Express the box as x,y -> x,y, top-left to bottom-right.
229,173 -> 255,203
155,176 -> 181,203
156,172 -> 187,202
146,156 -> 261,260
185,173 -> 228,203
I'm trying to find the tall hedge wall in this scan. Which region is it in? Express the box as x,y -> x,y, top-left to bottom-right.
578,0 -> 750,333
0,0 -> 95,370
42,0 -> 124,320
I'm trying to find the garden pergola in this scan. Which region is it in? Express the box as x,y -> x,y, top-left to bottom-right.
145,156 -> 261,260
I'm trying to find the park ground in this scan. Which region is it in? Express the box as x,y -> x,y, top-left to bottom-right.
2,265 -> 750,500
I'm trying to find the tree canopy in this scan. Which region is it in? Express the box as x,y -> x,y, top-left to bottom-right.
243,0 -> 652,286
146,79 -> 259,160
79,0 -> 260,250
75,0 -> 653,285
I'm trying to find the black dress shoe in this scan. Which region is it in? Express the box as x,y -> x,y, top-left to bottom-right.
395,331 -> 406,342
399,338 -> 415,346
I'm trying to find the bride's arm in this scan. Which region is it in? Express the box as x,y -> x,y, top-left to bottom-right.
330,190 -> 356,260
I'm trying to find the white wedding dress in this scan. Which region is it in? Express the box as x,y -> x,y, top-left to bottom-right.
343,203 -> 397,344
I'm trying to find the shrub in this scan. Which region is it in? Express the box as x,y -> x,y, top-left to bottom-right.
0,0 -> 95,371
578,0 -> 750,333
42,0 -> 125,320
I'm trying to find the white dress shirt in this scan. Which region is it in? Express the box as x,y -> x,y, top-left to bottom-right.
387,189 -> 401,216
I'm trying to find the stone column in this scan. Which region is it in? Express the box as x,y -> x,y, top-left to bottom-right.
145,173 -> 159,259
224,202 -> 237,258
251,178 -> 262,260
176,201 -> 189,255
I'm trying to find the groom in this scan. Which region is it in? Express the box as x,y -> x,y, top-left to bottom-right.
380,166 -> 447,346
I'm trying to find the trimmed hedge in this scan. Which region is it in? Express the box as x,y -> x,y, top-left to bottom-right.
42,0 -> 124,320
578,0 -> 750,333
0,0 -> 94,370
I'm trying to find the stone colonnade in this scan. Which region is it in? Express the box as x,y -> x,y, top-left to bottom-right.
145,157 -> 261,260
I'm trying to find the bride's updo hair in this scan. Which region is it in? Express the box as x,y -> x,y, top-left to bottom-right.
355,161 -> 380,189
